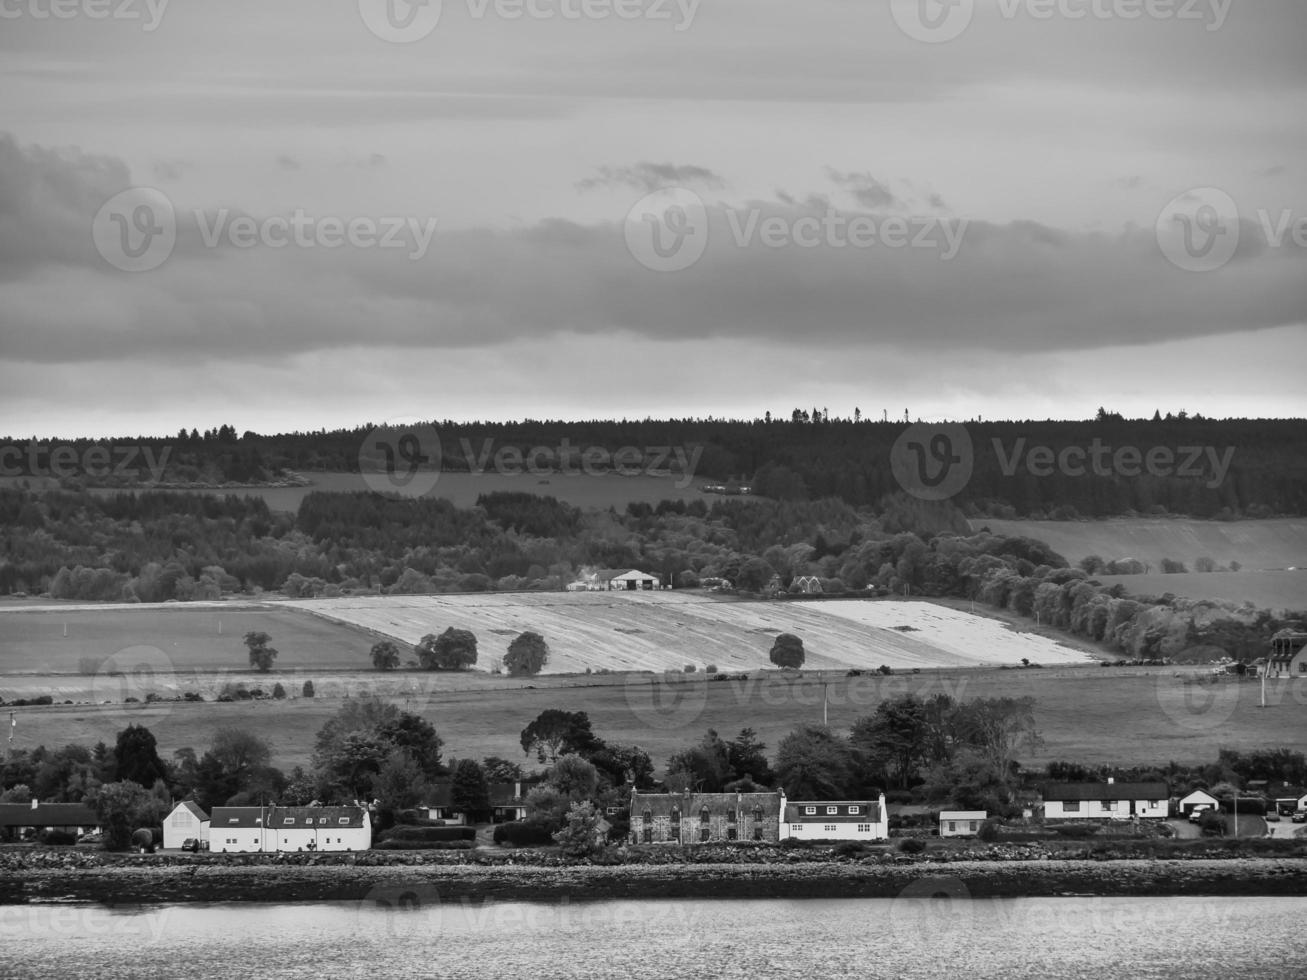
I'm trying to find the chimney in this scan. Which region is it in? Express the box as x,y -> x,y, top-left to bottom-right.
1107,777 -> 1115,785
30,797 -> 39,810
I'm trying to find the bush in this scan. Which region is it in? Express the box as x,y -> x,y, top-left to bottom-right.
705,665 -> 719,674
977,818 -> 1001,842
885,790 -> 915,805
683,664 -> 696,673
1051,823 -> 1101,839
493,821 -> 557,847
834,840 -> 868,858
381,825 -> 476,843
898,838 -> 926,854
36,830 -> 77,846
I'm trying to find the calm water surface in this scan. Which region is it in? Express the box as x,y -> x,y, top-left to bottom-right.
3,896 -> 1305,980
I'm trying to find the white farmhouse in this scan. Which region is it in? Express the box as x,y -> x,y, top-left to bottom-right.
211,805 -> 371,852
1042,779 -> 1169,820
939,811 -> 987,838
779,794 -> 889,841
162,800 -> 210,850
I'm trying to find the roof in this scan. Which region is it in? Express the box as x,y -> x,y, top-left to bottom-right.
785,800 -> 881,822
600,569 -> 659,581
0,802 -> 100,828
173,800 -> 209,822
489,779 -> 542,806
630,791 -> 784,817
939,811 -> 988,821
1178,789 -> 1219,802
1042,782 -> 1169,802
211,805 -> 368,829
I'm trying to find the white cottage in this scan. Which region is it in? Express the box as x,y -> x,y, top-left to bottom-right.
779,794 -> 889,841
1042,779 -> 1169,820
211,805 -> 371,852
162,800 -> 210,849
601,569 -> 662,591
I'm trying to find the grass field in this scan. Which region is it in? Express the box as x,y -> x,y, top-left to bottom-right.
288,592 -> 1095,674
973,517 -> 1307,571
1095,571 -> 1307,613
85,470 -> 723,513
6,666 -> 1305,772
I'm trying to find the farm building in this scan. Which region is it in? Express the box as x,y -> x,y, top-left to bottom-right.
162,800 -> 210,849
601,569 -> 663,591
211,805 -> 371,852
1177,789 -> 1219,817
1266,631 -> 1307,677
1042,779 -> 1169,820
939,811 -> 988,838
0,801 -> 100,841
629,790 -> 784,843
790,576 -> 823,594
781,795 -> 888,841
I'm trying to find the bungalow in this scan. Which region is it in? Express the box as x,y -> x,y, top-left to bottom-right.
489,778 -> 542,824
0,800 -> 101,841
1042,779 -> 1169,820
939,810 -> 988,838
1178,789 -> 1219,817
162,800 -> 210,849
629,790 -> 784,844
210,805 -> 371,852
422,782 -> 468,825
781,795 -> 888,841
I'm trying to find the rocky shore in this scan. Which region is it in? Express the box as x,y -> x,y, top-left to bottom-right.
4,852 -> 1306,905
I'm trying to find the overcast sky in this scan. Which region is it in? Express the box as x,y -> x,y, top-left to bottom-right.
2,0 -> 1304,438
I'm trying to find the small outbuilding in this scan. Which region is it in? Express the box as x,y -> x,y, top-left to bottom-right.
939,810 -> 987,838
1177,789 -> 1219,817
162,800 -> 210,849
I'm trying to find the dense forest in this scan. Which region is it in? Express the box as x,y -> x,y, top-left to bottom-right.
4,411 -> 1306,517
3,487 -> 1301,663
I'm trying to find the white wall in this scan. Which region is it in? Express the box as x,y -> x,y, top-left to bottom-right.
781,821 -> 887,841
162,806 -> 209,849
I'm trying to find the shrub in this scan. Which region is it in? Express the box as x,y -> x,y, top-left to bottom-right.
302,680 -> 315,698
834,841 -> 867,858
272,683 -> 287,700
705,665 -> 719,674
977,818 -> 1001,842
683,664 -> 696,673
381,825 -> 476,843
36,830 -> 77,846
898,838 -> 926,854
492,821 -> 557,847
1051,823 -> 1100,839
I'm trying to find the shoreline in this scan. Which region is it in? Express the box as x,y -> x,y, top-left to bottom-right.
5,858 -> 1307,905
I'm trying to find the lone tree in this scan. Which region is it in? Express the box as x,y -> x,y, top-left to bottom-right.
244,631 -> 278,673
415,628 -> 478,671
371,640 -> 401,671
504,631 -> 549,676
769,633 -> 805,669
302,679 -> 315,698
451,759 -> 492,822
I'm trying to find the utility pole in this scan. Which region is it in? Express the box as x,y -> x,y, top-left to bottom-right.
823,683 -> 829,727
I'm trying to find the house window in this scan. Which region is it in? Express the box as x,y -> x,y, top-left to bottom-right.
699,827 -> 710,842
727,828 -> 737,841
700,807 -> 710,824
969,822 -> 978,832
791,824 -> 803,831
826,806 -> 838,815
825,825 -> 837,832
338,818 -> 350,825
727,810 -> 737,824
1064,801 -> 1080,812
948,821 -> 956,832
849,806 -> 860,815
858,824 -> 870,833
642,827 -> 652,844
1104,801 -> 1116,810
753,827 -> 763,841
804,806 -> 817,815
642,809 -> 652,825
283,818 -> 295,825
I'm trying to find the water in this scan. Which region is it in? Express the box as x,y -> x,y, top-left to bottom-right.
3,896 -> 1306,980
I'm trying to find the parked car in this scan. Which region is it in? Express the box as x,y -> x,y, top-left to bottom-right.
1265,811 -> 1281,822
1188,806 -> 1213,823
181,838 -> 208,852
1292,811 -> 1307,823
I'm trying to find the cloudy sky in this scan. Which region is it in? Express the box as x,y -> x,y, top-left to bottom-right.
2,0 -> 1304,438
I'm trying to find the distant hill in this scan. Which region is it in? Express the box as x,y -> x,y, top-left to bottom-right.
973,517 -> 1307,570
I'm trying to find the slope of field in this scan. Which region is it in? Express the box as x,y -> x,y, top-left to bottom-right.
288,592 -> 1095,674
0,605 -> 384,675
973,518 -> 1307,570
1095,571 -> 1307,613
6,668 -> 1304,771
